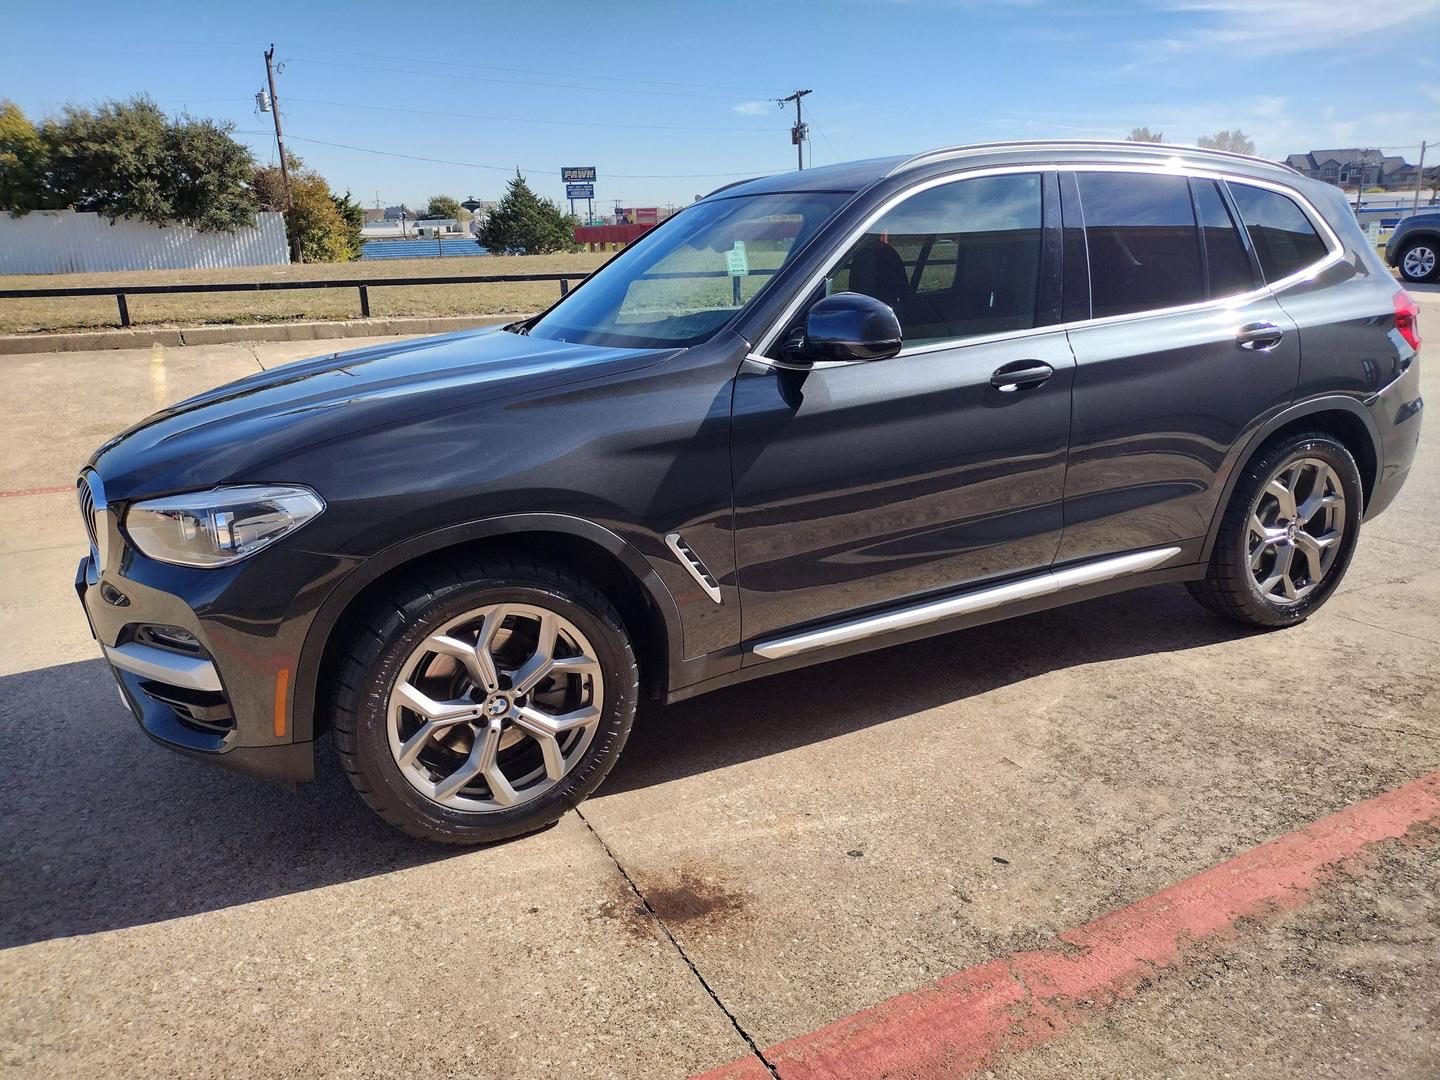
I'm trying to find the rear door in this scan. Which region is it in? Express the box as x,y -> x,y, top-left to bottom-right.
731,170 -> 1074,644
1058,168 -> 1302,563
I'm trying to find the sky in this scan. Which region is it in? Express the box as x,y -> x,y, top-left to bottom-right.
4,0 -> 1439,212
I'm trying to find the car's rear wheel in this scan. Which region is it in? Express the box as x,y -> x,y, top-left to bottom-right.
332,554 -> 637,844
1397,239 -> 1438,283
1187,431 -> 1362,627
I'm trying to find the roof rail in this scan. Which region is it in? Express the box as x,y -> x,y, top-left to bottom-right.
887,140 -> 1299,177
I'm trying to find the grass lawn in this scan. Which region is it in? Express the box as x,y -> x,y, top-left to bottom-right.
0,252 -> 611,335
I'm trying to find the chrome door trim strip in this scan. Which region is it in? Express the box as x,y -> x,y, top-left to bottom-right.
103,641 -> 224,693
750,545 -> 1182,660
665,532 -> 723,604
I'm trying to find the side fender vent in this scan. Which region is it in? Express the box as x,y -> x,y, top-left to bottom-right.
665,532 -> 723,605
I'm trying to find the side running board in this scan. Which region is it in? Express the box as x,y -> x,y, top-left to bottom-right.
751,546 -> 1182,660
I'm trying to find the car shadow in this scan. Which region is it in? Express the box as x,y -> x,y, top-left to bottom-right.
0,583 -> 1257,949
599,583 -> 1260,795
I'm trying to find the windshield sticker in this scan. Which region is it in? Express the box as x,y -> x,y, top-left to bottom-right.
726,241 -> 749,277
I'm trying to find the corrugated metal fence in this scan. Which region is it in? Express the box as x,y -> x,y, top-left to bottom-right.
0,210 -> 289,275
361,237 -> 489,259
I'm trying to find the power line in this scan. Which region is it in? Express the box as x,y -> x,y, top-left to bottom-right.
273,42 -> 787,95
283,96 -> 789,133
280,56 -> 763,102
233,130 -> 776,180
804,105 -> 842,164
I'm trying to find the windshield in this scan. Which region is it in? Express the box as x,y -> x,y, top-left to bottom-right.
523,191 -> 849,349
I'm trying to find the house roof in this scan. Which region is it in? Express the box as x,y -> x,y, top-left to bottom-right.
1297,148 -> 1406,174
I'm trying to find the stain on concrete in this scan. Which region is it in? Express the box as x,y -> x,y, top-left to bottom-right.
644,869 -> 749,928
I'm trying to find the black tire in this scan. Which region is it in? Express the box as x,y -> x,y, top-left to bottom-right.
331,553 -> 637,845
1396,238 -> 1439,283
1187,431 -> 1362,628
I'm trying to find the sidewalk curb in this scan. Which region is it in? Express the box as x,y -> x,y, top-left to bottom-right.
0,314 -> 525,354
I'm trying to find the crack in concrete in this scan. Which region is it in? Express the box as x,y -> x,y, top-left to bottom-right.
1331,610 -> 1439,646
1327,719 -> 1440,743
573,806 -> 780,1080
243,342 -> 267,371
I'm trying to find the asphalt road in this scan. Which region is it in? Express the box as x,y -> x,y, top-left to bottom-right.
1,291 -> 1437,1079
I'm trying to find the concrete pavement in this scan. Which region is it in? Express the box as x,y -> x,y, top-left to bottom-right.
1,296 -> 1437,1078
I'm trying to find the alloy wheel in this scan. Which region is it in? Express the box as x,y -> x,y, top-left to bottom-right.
386,603 -> 604,812
1402,244 -> 1436,281
1247,456 -> 1346,605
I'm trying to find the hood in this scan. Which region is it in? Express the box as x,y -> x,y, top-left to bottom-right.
90,327 -> 672,501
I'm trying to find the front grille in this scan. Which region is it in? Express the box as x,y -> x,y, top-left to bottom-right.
77,470 -> 105,571
78,475 -> 97,551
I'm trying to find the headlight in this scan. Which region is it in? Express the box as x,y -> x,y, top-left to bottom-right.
124,485 -> 324,568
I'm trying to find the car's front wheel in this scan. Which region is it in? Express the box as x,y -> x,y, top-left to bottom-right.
332,554 -> 637,844
1187,431 -> 1362,628
1397,238 -> 1439,283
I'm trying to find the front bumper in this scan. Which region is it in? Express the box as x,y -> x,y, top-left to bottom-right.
75,521 -> 360,783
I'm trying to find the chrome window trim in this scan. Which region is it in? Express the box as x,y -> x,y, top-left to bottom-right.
745,162 -> 1343,371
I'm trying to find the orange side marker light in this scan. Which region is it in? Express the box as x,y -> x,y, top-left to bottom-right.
274,668 -> 290,738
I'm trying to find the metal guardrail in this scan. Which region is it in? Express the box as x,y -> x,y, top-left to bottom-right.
0,267 -> 781,327
0,272 -> 584,327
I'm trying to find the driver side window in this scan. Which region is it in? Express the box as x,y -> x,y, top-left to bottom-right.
826,173 -> 1044,348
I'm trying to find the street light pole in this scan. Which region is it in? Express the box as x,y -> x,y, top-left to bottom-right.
1414,140 -> 1428,213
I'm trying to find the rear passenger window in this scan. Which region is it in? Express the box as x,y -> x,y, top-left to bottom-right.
1077,172 -> 1204,318
1192,179 -> 1257,298
1227,183 -> 1329,283
826,173 -> 1043,346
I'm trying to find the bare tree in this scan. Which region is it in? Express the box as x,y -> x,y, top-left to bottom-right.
1127,127 -> 1165,143
1197,130 -> 1256,155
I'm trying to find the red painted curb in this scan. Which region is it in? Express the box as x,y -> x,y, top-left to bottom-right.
695,770 -> 1440,1080
0,484 -> 73,499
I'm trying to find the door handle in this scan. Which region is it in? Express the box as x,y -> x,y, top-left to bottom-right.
989,360 -> 1054,392
1236,322 -> 1284,351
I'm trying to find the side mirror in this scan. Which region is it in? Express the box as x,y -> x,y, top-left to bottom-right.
793,292 -> 903,363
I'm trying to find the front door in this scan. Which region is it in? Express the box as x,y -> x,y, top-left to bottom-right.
731,170 -> 1074,644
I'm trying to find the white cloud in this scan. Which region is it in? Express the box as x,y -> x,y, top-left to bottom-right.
732,101 -> 773,116
1003,97 -> 1427,161
1251,96 -> 1288,120
1148,0 -> 1440,56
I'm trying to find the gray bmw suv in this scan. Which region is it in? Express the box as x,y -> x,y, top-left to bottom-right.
77,141 -> 1423,843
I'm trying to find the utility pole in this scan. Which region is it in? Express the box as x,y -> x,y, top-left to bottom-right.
264,44 -> 303,263
1414,140 -> 1428,213
778,90 -> 811,170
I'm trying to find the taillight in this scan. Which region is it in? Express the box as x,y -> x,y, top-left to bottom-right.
1394,289 -> 1421,351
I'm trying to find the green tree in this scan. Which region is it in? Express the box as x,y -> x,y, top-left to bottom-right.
0,101 -> 48,213
479,172 -> 576,255
425,194 -> 464,220
1127,127 -> 1165,143
253,154 -> 362,262
1197,129 -> 1256,155
35,97 -> 255,230
331,189 -> 365,260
